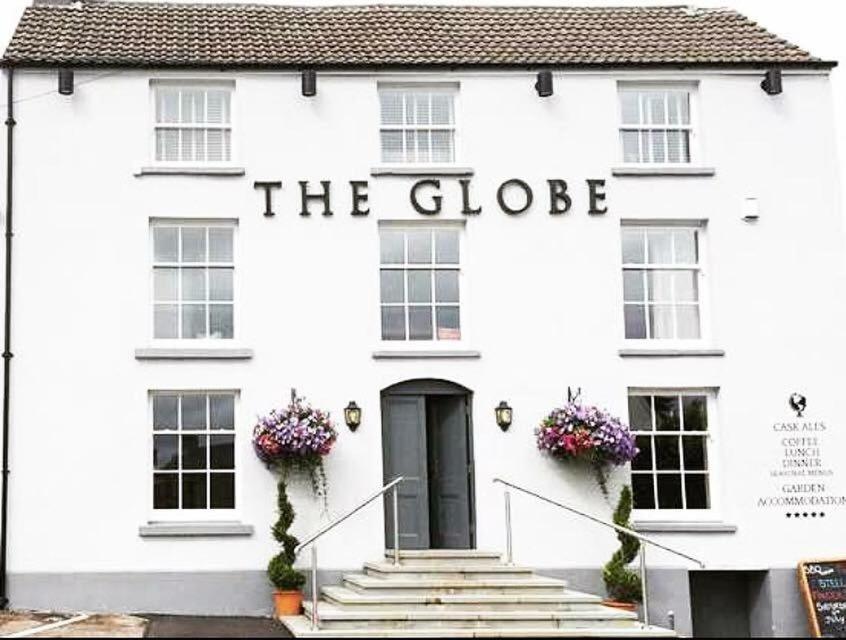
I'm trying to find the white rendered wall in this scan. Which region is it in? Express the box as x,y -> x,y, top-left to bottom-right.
5,68 -> 846,578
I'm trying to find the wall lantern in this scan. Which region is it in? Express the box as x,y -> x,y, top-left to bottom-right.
534,70 -> 553,98
495,401 -> 513,431
58,68 -> 74,95
302,69 -> 317,97
761,69 -> 783,96
344,401 -> 362,431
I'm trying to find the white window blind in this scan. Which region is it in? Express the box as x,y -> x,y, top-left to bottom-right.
619,88 -> 692,164
379,89 -> 455,164
154,86 -> 232,164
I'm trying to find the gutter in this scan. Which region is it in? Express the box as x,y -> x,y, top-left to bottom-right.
1,65 -> 14,610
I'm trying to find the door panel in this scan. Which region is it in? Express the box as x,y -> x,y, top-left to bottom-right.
427,396 -> 472,549
382,395 -> 430,550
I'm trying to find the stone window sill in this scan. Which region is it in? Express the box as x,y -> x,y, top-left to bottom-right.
372,349 -> 481,360
139,521 -> 254,538
370,165 -> 475,177
619,348 -> 725,358
633,521 -> 737,534
135,166 -> 246,177
135,347 -> 254,361
611,166 -> 716,177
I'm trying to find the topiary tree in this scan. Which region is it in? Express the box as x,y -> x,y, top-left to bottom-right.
268,479 -> 306,591
602,485 -> 643,603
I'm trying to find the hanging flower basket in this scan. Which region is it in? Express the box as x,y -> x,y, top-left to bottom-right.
535,402 -> 638,495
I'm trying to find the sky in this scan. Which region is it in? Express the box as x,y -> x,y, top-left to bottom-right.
0,0 -> 843,163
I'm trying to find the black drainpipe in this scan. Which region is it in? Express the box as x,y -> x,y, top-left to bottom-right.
1,66 -> 15,610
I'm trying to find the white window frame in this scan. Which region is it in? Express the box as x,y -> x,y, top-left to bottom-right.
620,220 -> 710,346
150,218 -> 239,344
628,388 -> 720,521
149,80 -> 236,168
617,82 -> 699,167
377,221 -> 468,346
148,389 -> 240,521
377,83 -> 460,166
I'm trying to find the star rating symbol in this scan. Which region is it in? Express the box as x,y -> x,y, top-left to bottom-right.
785,512 -> 825,518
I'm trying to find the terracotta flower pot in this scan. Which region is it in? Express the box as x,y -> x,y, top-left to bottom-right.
273,590 -> 303,617
602,599 -> 638,612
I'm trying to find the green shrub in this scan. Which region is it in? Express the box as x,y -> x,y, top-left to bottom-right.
268,552 -> 306,590
268,480 -> 305,591
601,486 -> 643,603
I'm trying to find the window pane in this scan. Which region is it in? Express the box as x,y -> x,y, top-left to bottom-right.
210,473 -> 235,509
628,396 -> 652,430
182,473 -> 207,509
182,395 -> 207,430
154,227 -> 179,262
182,268 -> 206,302
435,230 -> 459,264
381,307 -> 405,341
646,230 -> 672,264
416,130 -> 431,163
181,434 -> 207,470
682,436 -> 707,471
676,306 -> 701,339
621,229 -> 645,264
210,394 -> 234,430
182,304 -> 207,339
436,306 -> 461,340
153,395 -> 179,431
210,435 -> 235,469
209,305 -> 234,339
632,474 -> 655,509
153,435 -> 178,470
154,304 -> 179,339
648,305 -> 674,339
413,94 -> 430,125
180,89 -> 204,125
683,396 -> 708,431
208,228 -> 233,262
624,304 -> 647,339
676,91 -> 691,125
153,474 -> 178,509
157,89 -> 179,123
655,436 -> 680,470
620,92 -> 640,125
408,307 -> 433,340
209,268 -> 233,301
650,130 -> 666,163
654,396 -> 681,431
647,271 -> 673,302
407,270 -> 432,303
621,130 -> 640,163
684,474 -> 709,509
206,129 -> 231,162
407,231 -> 432,264
673,229 -> 698,264
667,130 -> 690,163
153,268 -> 178,302
646,92 -> 666,125
181,228 -> 206,263
380,92 -> 403,126
380,230 -> 405,264
673,271 -> 698,302
206,90 -> 230,124
623,270 -> 645,302
181,128 -> 201,162
435,270 -> 459,303
657,474 -> 683,509
404,131 -> 416,163
381,131 -> 403,163
155,129 -> 179,162
431,93 -> 453,125
380,270 -> 404,303
632,436 -> 653,471
431,131 -> 453,163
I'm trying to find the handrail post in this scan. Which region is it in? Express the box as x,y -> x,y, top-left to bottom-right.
640,544 -> 649,627
504,488 -> 513,565
392,484 -> 400,565
311,545 -> 319,630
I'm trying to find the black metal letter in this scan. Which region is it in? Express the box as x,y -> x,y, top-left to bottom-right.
350,180 -> 369,216
410,179 -> 442,216
497,179 -> 533,215
299,180 -> 333,217
587,179 -> 607,215
459,179 -> 481,215
254,181 -> 282,217
548,179 -> 572,215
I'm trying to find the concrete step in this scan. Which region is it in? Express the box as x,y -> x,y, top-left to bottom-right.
282,615 -> 676,637
364,561 -> 534,580
343,573 -> 568,596
383,550 -> 503,567
321,585 -> 604,612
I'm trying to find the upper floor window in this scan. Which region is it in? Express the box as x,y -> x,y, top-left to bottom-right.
619,87 -> 693,164
379,226 -> 461,341
154,84 -> 232,164
621,225 -> 702,340
379,87 -> 456,164
152,222 -> 235,340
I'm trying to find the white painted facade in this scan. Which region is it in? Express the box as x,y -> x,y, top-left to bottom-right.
4,65 -> 846,631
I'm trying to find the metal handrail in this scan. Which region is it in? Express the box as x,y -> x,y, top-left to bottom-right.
293,476 -> 406,630
493,477 -> 705,627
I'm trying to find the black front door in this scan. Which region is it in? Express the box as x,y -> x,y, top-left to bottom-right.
382,380 -> 474,550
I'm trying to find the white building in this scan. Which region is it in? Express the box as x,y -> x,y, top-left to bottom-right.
0,0 -> 844,636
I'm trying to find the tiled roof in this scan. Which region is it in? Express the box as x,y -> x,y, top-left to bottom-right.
2,1 -> 831,69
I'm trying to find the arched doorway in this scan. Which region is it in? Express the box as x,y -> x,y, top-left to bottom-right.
381,379 -> 476,550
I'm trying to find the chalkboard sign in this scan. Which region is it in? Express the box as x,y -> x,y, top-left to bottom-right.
799,559 -> 846,637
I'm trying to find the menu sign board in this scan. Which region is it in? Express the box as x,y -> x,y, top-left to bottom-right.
799,559 -> 846,637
